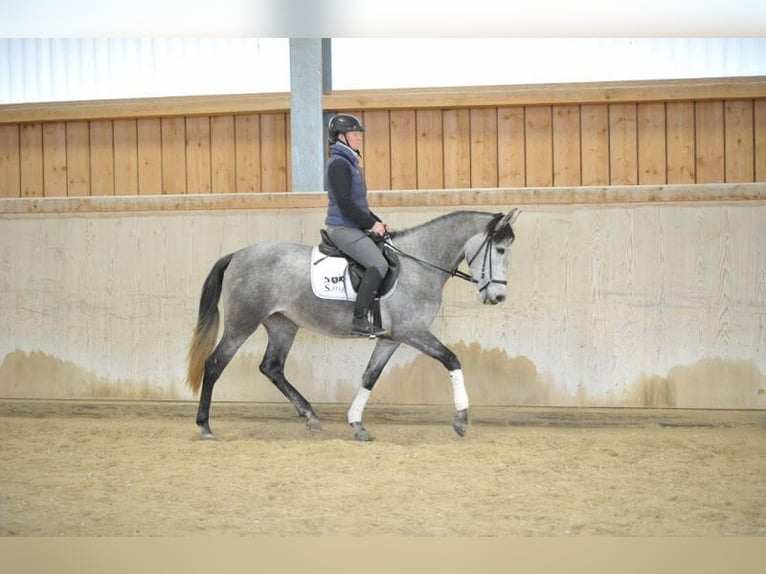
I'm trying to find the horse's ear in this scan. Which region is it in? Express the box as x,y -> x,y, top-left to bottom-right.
499,208 -> 520,227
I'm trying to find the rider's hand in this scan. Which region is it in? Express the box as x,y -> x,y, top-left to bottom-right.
369,221 -> 387,237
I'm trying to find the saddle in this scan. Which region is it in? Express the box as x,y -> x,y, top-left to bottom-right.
316,229 -> 400,298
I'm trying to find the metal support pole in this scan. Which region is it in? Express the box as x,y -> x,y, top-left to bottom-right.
289,38 -> 327,193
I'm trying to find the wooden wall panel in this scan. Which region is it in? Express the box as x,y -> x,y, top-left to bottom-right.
211,116 -> 236,193
553,105 -> 581,186
185,117 -> 211,194
66,121 -> 91,196
90,120 -> 114,196
469,108 -> 498,188
0,125 -> 20,197
20,124 -> 44,197
161,118 -> 187,194
609,103 -> 638,185
525,106 -> 553,187
1,81 -> 763,197
695,101 -> 725,183
137,119 -> 162,195
724,100 -> 754,183
666,102 -> 695,184
260,113 -> 287,192
42,123 -> 66,197
756,100 -> 766,183
442,109 -> 471,189
497,107 -> 525,187
390,110 -> 417,190
362,110 -> 391,191
285,116 -> 292,194
637,103 -> 666,184
235,114 -> 261,192
415,109 -> 443,189
580,104 -> 609,186
113,119 -> 138,196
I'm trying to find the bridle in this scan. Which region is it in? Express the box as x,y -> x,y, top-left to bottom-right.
464,230 -> 508,293
384,226 -> 508,293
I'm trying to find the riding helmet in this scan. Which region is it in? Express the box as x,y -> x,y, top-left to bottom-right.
328,113 -> 365,144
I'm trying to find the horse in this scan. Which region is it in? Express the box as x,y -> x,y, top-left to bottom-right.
186,208 -> 520,441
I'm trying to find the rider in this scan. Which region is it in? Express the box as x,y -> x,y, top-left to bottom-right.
324,113 -> 390,337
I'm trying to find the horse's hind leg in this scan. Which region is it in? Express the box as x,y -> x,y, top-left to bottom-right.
196,331 -> 250,439
260,314 -> 321,431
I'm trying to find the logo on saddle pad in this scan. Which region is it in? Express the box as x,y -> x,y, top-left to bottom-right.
310,247 -> 359,301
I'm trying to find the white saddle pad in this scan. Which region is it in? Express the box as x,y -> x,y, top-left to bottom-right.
310,247 -> 358,301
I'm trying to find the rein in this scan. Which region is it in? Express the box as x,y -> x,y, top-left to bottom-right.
384,229 -> 507,292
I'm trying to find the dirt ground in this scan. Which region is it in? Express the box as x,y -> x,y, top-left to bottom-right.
1,399 -> 764,537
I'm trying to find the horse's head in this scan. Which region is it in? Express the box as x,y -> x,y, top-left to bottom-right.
464,208 -> 520,305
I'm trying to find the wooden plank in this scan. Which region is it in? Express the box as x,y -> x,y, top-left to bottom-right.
497,107 -> 525,188
260,113 -> 287,193
41,123 -> 66,197
66,121 -> 91,196
136,119 -> 162,195
113,120 -> 137,196
285,113 -> 292,193
469,108 -> 498,188
2,77 -> 764,125
608,103 -> 638,185
361,110 -> 391,191
89,120 -> 114,196
390,110 -> 417,190
695,101 -> 725,183
185,116 -> 211,194
724,100 -> 755,183
666,102 -> 695,184
161,117 -> 187,194
552,105 -> 581,186
325,77 -> 766,113
20,124 -> 44,197
637,103 -> 666,184
0,125 -> 20,197
442,108 -> 471,189
415,109 -> 443,189
234,114 -> 261,193
756,100 -> 766,183
211,116 -> 236,194
580,104 -> 609,186
525,106 -> 553,187
3,184 -> 763,216
0,92 -> 291,124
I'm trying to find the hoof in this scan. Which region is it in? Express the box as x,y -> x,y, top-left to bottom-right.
306,416 -> 322,433
198,422 -> 215,440
452,409 -> 468,437
350,422 -> 374,442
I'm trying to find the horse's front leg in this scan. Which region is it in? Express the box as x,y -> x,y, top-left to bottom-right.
399,330 -> 469,437
348,338 -> 401,441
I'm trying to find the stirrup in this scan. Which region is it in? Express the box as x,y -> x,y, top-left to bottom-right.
352,316 -> 386,338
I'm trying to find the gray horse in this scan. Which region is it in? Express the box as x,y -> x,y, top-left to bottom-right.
187,208 -> 519,441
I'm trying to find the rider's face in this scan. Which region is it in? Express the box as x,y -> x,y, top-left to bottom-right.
342,130 -> 363,152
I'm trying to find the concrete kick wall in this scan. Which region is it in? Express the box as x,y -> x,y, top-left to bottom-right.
1,201 -> 765,409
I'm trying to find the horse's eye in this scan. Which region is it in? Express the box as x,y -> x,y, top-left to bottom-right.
496,247 -> 506,255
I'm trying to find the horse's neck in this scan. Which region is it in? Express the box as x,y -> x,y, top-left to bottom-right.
396,213 -> 490,269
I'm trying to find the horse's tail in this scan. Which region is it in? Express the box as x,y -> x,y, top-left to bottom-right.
186,253 -> 234,396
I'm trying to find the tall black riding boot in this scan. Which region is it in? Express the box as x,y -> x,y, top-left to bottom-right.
352,267 -> 386,337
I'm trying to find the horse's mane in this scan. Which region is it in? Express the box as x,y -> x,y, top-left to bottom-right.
391,210 -> 512,241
